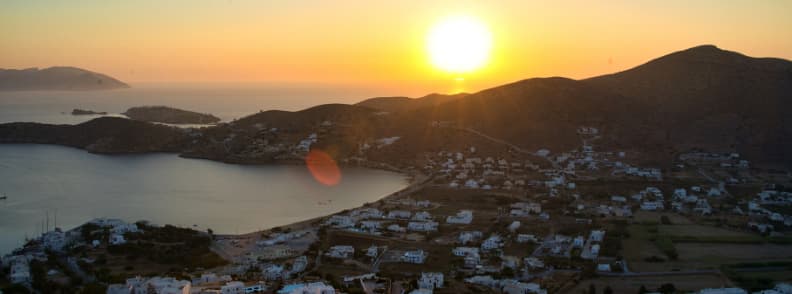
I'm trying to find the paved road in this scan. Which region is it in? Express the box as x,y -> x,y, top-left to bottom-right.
597,269 -> 719,277
450,126 -> 561,170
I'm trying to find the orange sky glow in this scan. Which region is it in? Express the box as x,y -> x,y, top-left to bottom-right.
2,1 -> 791,95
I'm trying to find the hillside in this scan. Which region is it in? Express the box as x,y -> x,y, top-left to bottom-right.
0,117 -> 187,153
584,45 -> 792,165
0,66 -> 129,91
1,45 -> 790,167
355,93 -> 468,112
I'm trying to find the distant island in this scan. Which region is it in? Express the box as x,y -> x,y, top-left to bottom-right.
0,66 -> 129,91
71,108 -> 107,115
123,106 -> 221,125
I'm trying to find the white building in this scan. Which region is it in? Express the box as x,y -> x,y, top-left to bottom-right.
572,236 -> 585,248
359,220 -> 382,230
326,245 -> 355,259
366,246 -> 379,257
481,235 -> 503,251
589,230 -> 605,242
590,244 -> 601,257
447,210 -> 473,224
408,221 -> 439,232
640,201 -> 664,211
387,224 -> 406,232
508,221 -> 521,232
402,250 -> 426,264
263,264 -> 285,281
596,264 -> 611,272
517,234 -> 538,243
388,210 -> 412,219
458,231 -> 482,244
290,256 -> 308,274
113,276 -> 191,294
222,281 -> 246,294
464,252 -> 481,268
278,282 -> 335,294
418,272 -> 444,289
8,256 -> 31,284
452,247 -> 479,257
412,211 -> 433,221
524,257 -> 544,269
326,215 -> 355,228
110,233 -> 126,245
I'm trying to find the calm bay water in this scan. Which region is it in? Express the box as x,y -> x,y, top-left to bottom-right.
0,83 -> 401,125
0,144 -> 409,255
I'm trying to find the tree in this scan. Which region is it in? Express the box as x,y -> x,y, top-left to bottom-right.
658,283 -> 676,294
589,284 -> 596,294
604,286 -> 613,294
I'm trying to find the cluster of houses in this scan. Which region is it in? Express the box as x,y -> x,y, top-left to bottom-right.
745,188 -> 792,232
420,148 -> 539,190
679,152 -> 751,170
0,218 -> 146,290
104,274 -> 337,294
89,218 -> 142,246
322,200 -> 480,240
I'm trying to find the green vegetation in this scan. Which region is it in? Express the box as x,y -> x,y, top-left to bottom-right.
107,224 -> 227,270
668,235 -> 764,244
652,236 -> 678,260
602,220 -> 630,256
720,262 -> 792,292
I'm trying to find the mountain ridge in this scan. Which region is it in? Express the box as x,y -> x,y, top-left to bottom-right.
1,45 -> 791,167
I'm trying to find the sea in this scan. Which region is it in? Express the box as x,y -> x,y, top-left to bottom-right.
0,82 -> 404,125
0,84 -> 412,254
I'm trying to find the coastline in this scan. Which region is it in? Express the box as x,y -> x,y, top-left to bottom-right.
0,142 -> 420,257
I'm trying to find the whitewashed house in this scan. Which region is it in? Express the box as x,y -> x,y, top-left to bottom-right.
412,211 -> 432,221
388,210 -> 412,219
589,230 -> 605,242
447,210 -> 473,224
408,221 -> 439,232
453,247 -> 479,257
418,272 -> 444,289
481,235 -> 503,251
524,257 -> 544,269
517,234 -> 538,243
402,250 -> 426,264
326,245 -> 355,259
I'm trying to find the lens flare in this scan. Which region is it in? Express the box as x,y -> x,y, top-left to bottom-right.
305,149 -> 342,186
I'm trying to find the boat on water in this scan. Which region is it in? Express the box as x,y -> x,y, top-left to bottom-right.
0,193 -> 6,200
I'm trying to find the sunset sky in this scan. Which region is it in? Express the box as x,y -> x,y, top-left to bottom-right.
2,0 -> 791,94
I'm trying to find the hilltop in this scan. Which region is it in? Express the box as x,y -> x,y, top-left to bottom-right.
0,66 -> 129,91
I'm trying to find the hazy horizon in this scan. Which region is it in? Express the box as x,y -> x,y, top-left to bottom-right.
3,1 -> 792,94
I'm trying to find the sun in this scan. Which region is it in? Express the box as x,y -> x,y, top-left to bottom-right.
427,15 -> 493,74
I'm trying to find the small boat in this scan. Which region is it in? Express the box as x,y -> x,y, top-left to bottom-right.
0,193 -> 6,200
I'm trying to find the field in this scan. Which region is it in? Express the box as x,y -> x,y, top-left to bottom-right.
561,274 -> 732,294
622,220 -> 792,272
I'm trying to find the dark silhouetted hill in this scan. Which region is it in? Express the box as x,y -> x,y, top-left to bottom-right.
123,106 -> 221,124
355,93 -> 468,112
0,67 -> 129,91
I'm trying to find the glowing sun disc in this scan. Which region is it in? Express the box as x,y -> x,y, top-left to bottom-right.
427,15 -> 492,73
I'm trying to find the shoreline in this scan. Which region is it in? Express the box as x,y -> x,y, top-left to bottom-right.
0,142 -> 422,257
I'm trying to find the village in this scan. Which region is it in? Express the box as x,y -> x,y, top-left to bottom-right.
3,126 -> 792,294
